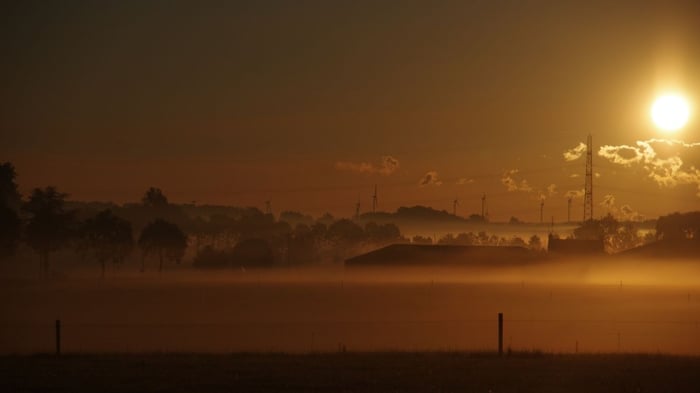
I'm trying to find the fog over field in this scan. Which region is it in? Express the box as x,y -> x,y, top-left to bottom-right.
3,258 -> 699,355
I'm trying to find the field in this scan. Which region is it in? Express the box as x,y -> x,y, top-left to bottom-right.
3,352 -> 700,392
2,258 -> 700,354
2,259 -> 700,391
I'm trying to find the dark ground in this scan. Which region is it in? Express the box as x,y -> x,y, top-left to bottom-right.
2,352 -> 700,392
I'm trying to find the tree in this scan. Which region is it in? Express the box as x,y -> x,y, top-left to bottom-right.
412,235 -> 433,245
0,162 -> 21,210
232,238 -> 273,268
509,236 -> 527,247
80,210 -> 133,278
23,187 -> 75,276
364,222 -> 402,244
327,219 -> 365,243
0,206 -> 21,259
138,219 -> 187,272
141,187 -> 169,207
0,162 -> 21,258
279,211 -> 314,227
317,213 -> 335,226
468,213 -> 485,222
528,235 -> 542,250
574,214 -> 643,252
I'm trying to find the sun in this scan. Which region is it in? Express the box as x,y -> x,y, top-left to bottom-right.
651,94 -> 690,132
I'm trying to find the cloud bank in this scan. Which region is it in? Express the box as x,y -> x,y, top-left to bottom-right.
598,138 -> 700,196
335,155 -> 400,175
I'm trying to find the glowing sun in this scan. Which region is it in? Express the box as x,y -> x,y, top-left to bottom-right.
651,94 -> 690,132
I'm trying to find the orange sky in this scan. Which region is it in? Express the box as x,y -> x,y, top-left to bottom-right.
2,1 -> 700,221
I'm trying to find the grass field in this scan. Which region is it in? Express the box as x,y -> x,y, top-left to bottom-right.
3,263 -> 700,354
2,352 -> 700,392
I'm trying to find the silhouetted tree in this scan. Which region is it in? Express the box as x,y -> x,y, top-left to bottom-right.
574,214 -> 642,252
456,232 -> 476,245
528,235 -> 542,250
279,211 -> 314,227
317,213 -> 335,226
0,162 -> 21,210
0,162 -> 21,258
141,187 -> 168,207
80,210 -> 133,278
326,219 -> 365,261
231,238 -> 273,268
192,245 -> 231,269
138,219 -> 187,272
438,233 -> 456,245
0,205 -> 21,259
327,219 -> 364,243
396,206 -> 459,221
412,235 -> 433,245
286,224 -> 315,265
364,222 -> 402,244
509,236 -> 527,247
439,232 -> 481,246
467,213 -> 485,222
23,187 -> 75,276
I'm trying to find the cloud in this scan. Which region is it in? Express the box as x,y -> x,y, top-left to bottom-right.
565,189 -> 584,199
599,194 -> 644,221
379,156 -> 400,175
501,169 -> 533,192
563,142 -> 587,161
419,171 -> 442,187
456,178 -> 474,185
546,183 -> 557,196
569,173 -> 580,178
619,204 -> 644,221
598,144 -> 645,166
335,155 -> 400,175
600,194 -> 615,209
598,138 -> 700,196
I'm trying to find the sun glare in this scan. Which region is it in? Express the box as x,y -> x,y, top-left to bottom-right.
651,94 -> 690,132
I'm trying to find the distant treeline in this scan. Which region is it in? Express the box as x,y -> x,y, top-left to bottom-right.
2,161 -> 699,277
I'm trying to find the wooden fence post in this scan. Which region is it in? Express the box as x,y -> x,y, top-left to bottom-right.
498,313 -> 503,356
55,319 -> 61,356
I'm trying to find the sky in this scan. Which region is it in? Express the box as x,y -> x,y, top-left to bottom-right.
2,0 -> 700,221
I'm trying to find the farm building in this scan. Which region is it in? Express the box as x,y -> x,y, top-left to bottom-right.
547,235 -> 605,255
345,244 -> 541,267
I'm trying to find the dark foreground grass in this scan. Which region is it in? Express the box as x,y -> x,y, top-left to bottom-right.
2,351 -> 700,392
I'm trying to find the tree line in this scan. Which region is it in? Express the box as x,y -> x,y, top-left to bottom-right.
3,161 -> 699,276
0,162 -> 407,276
1,167 -> 188,277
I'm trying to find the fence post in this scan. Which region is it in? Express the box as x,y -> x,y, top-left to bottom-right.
498,313 -> 503,356
55,319 -> 61,356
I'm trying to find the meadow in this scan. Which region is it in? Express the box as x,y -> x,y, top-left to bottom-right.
2,258 -> 700,355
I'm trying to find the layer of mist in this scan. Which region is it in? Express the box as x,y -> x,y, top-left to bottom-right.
2,257 -> 699,355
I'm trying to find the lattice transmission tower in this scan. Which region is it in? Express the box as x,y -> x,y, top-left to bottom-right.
584,134 -> 593,221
